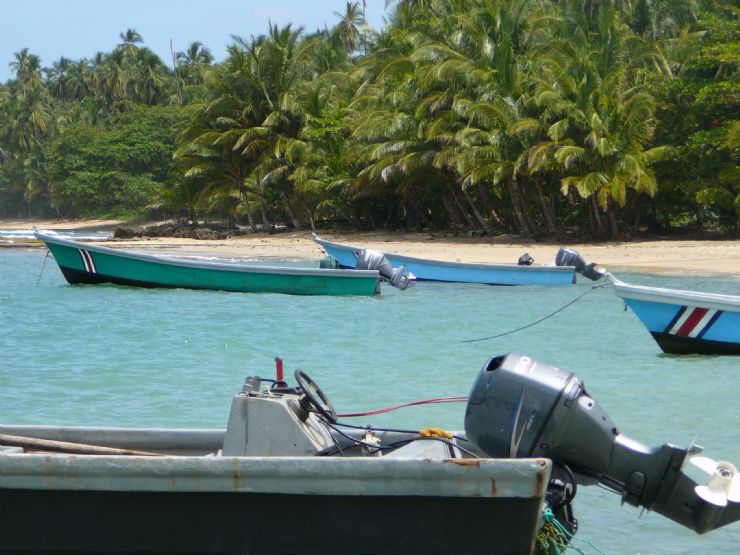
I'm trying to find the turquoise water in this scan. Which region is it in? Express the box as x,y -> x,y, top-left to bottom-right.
1,247 -> 739,554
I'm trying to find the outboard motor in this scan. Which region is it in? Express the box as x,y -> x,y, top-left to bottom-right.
356,248 -> 415,290
465,353 -> 740,534
517,253 -> 534,266
555,247 -> 607,281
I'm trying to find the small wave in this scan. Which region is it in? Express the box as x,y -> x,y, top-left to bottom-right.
0,229 -> 112,240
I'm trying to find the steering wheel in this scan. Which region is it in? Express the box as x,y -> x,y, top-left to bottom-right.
294,370 -> 338,423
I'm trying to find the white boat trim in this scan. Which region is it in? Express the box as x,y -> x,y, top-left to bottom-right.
611,278 -> 740,312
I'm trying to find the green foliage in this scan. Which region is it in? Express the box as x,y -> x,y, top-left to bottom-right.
0,5 -> 737,236
649,7 -> 739,231
47,105 -> 181,215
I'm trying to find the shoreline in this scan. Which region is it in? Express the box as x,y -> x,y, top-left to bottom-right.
2,218 -> 739,277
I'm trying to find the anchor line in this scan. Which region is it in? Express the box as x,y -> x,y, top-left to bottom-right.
462,281 -> 609,343
37,249 -> 50,285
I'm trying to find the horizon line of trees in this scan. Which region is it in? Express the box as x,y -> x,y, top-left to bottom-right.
1,0 -> 738,239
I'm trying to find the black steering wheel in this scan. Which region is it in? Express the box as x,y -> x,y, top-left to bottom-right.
294,370 -> 338,423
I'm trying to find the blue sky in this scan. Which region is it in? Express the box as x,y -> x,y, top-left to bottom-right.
1,0 -> 388,83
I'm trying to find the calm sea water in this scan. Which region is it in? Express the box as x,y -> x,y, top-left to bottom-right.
1,247 -> 738,554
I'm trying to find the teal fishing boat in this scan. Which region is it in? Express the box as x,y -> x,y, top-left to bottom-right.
35,232 -> 384,296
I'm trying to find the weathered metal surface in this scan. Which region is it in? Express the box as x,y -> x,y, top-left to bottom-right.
0,453 -> 550,498
0,425 -> 225,455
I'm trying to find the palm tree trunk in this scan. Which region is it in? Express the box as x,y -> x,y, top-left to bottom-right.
460,185 -> 492,234
243,203 -> 256,231
254,171 -> 270,228
534,176 -> 558,235
301,198 -> 315,231
237,177 -> 257,232
607,200 -> 619,239
284,194 -> 303,230
591,196 -> 604,236
517,180 -> 538,234
443,197 -> 464,227
476,182 -> 503,226
507,178 -> 530,234
444,182 -> 475,227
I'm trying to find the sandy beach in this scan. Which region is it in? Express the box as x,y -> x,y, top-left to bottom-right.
2,218 -> 739,276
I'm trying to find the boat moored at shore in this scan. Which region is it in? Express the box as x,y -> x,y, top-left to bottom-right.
612,278 -> 740,355
313,234 -> 576,286
556,247 -> 739,355
36,232 -> 388,296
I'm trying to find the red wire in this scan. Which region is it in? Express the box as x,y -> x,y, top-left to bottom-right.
336,396 -> 468,418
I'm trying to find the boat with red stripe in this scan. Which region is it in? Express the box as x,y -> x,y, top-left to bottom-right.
611,278 -> 740,355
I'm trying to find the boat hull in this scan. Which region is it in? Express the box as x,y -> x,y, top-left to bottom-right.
0,451 -> 549,554
314,236 -> 575,286
0,489 -> 541,554
37,233 -> 381,296
614,282 -> 740,355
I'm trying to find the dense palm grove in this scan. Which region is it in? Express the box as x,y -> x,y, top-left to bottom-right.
0,1 -> 737,238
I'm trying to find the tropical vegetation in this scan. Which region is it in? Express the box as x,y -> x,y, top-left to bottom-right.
1,1 -> 738,238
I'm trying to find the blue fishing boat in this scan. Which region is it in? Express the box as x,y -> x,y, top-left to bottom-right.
313,234 -> 576,286
612,278 -> 740,355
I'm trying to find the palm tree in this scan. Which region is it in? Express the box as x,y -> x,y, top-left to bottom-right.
44,57 -> 72,100
65,59 -> 93,100
118,28 -> 143,58
177,42 -> 214,82
533,4 -> 674,237
225,24 -> 317,229
10,48 -> 42,84
332,2 -> 367,56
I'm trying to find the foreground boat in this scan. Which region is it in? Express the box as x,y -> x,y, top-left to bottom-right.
612,277 -> 740,355
36,232 -> 385,296
1,353 -> 738,553
313,234 -> 576,286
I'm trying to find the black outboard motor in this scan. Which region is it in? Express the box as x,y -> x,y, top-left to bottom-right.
465,353 -> 740,534
355,249 -> 415,290
517,253 -> 534,266
555,247 -> 607,281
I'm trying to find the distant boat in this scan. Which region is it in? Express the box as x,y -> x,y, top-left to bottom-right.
313,234 -> 576,286
612,278 -> 740,355
36,232 -> 384,296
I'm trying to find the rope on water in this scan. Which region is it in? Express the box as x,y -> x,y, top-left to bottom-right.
36,249 -> 50,285
539,508 -> 608,555
462,281 -> 608,343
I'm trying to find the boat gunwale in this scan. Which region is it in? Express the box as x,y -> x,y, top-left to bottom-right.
313,234 -> 575,273
0,450 -> 550,498
612,280 -> 740,312
36,233 -> 381,280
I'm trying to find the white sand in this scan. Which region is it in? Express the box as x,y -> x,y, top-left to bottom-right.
2,219 -> 739,276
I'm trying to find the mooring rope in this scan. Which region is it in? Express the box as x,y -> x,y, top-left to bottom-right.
36,249 -> 50,285
540,508 -> 608,555
462,281 -> 609,343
